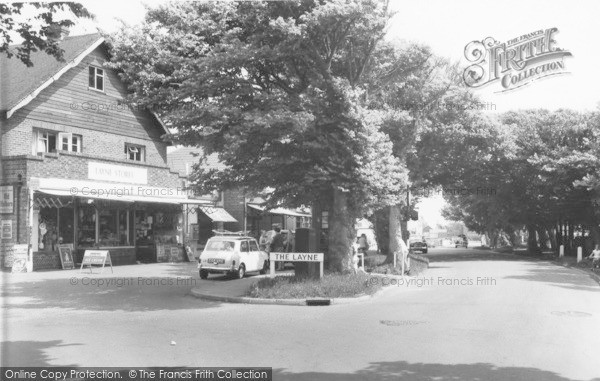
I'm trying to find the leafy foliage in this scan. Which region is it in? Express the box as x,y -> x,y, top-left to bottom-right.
0,2 -> 93,66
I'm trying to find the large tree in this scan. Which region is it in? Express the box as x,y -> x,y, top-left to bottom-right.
109,0 -> 408,272
0,2 -> 93,66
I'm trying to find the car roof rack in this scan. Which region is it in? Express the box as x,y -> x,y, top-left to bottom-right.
212,229 -> 250,237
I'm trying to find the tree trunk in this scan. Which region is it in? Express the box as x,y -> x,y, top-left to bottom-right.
507,229 -> 518,247
526,224 -> 539,254
372,207 -> 390,256
549,228 -> 557,251
538,228 -> 549,250
488,229 -> 499,248
327,187 -> 355,273
388,204 -> 403,265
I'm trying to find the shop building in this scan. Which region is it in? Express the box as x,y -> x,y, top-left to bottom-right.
168,147 -> 311,252
0,33 -> 208,270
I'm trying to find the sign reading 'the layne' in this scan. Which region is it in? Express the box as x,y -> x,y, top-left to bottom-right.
88,162 -> 148,184
269,253 -> 324,262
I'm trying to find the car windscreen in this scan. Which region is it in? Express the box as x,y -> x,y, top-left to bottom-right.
206,240 -> 236,251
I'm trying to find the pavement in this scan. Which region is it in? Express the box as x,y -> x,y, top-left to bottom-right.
502,249 -> 600,285
0,260 -> 292,302
2,247 -> 600,381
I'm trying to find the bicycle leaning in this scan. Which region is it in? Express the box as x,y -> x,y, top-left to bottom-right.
577,257 -> 600,271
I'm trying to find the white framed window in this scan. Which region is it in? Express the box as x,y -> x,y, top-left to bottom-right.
33,130 -> 57,154
58,133 -> 82,153
125,143 -> 145,162
33,130 -> 82,155
88,66 -> 104,91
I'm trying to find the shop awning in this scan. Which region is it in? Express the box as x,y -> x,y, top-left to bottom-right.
247,204 -> 311,217
199,206 -> 237,223
34,193 -> 74,208
32,178 -> 212,205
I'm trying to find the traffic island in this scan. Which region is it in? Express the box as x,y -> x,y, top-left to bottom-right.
189,272 -> 406,306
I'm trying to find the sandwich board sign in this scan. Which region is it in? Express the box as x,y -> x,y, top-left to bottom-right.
80,250 -> 113,274
58,244 -> 75,270
10,244 -> 29,273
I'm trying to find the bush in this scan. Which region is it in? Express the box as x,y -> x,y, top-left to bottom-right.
363,253 -> 386,268
246,272 -> 381,299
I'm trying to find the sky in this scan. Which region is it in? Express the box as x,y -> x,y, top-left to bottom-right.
40,0 -> 600,225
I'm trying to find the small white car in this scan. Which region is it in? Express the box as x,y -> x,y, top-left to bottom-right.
198,236 -> 270,279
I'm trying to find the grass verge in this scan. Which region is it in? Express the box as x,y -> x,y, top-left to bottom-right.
246,272 -> 381,299
369,253 -> 429,276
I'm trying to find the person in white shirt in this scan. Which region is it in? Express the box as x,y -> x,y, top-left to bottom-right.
588,244 -> 600,269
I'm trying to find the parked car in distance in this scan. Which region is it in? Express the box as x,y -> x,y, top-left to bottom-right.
454,234 -> 468,248
410,238 -> 428,254
198,236 -> 269,279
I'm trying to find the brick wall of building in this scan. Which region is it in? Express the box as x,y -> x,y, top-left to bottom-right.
223,189 -> 245,232
2,153 -> 183,189
0,157 -> 29,267
2,116 -> 169,167
0,154 -> 184,268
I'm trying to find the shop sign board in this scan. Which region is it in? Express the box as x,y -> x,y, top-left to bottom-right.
156,244 -> 168,262
269,252 -> 324,278
10,244 -> 29,273
58,244 -> 75,270
1,220 -> 12,239
80,250 -> 113,274
170,246 -> 183,262
88,162 -> 148,184
0,186 -> 14,214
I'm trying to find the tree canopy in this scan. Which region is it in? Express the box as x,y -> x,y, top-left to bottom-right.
109,0 -> 415,271
0,2 -> 93,66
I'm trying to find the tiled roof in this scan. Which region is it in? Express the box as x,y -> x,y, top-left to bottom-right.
0,33 -> 103,112
167,146 -> 224,176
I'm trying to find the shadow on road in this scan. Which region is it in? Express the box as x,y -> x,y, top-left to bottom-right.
426,250 -> 525,263
504,264 -> 600,292
1,340 -> 80,367
1,278 -> 222,312
273,361 -> 597,381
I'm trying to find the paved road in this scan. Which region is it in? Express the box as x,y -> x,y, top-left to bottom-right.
2,248 -> 599,380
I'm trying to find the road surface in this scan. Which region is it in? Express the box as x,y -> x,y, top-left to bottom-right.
2,248 -> 599,380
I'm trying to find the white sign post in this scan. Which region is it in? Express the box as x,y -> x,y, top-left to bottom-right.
269,252 -> 324,279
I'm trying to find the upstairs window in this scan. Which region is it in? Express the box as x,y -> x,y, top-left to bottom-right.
88,66 -> 104,91
33,130 -> 82,155
58,133 -> 82,153
125,144 -> 145,162
35,131 -> 56,154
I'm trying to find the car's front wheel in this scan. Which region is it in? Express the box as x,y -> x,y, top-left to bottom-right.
237,264 -> 246,279
259,260 -> 269,275
199,269 -> 208,279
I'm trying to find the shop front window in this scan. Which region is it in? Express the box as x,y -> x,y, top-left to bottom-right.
153,209 -> 181,244
58,207 -> 74,244
39,208 -> 59,252
118,210 -> 129,245
78,204 -> 96,247
98,209 -> 118,246
36,195 -> 75,252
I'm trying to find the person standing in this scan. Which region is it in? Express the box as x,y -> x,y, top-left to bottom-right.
588,244 -> 600,270
358,234 -> 369,255
270,227 -> 285,270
